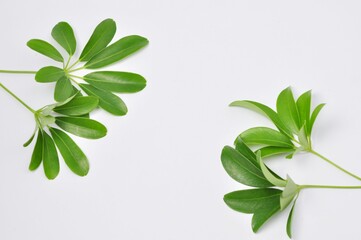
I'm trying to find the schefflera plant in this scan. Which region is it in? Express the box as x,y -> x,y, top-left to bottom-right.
222,87 -> 361,238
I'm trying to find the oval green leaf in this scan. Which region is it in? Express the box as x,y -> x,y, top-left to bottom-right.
83,71 -> 146,93
79,19 -> 116,61
277,87 -> 300,134
55,116 -> 107,139
85,35 -> 149,69
29,130 -> 43,171
257,152 -> 286,187
42,132 -> 60,180
54,76 -> 73,102
27,39 -> 64,62
50,128 -> 89,176
35,66 -> 65,83
79,83 -> 127,116
53,96 -> 98,116
240,127 -> 294,148
287,199 -> 297,238
252,203 -> 281,233
51,22 -> 76,55
296,90 -> 311,133
259,146 -> 295,158
309,103 -> 326,135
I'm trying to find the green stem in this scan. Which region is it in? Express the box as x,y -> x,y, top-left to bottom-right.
0,82 -> 35,113
300,184 -> 361,190
68,59 -> 80,70
0,70 -> 37,74
69,74 -> 83,80
68,66 -> 85,73
310,149 -> 361,181
65,55 -> 73,69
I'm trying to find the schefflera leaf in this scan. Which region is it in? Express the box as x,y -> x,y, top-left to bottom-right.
83,71 -> 146,93
50,128 -> 89,176
54,76 -> 73,102
35,66 -> 65,83
42,132 -> 60,180
51,22 -> 76,55
27,39 -> 64,62
277,87 -> 300,135
53,96 -> 99,116
224,188 -> 282,232
29,130 -> 43,171
79,19 -> 116,61
84,35 -> 149,69
55,116 -> 107,139
79,83 -> 128,116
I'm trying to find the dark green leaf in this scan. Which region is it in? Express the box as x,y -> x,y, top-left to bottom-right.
296,90 -> 311,133
309,103 -> 326,135
79,19 -> 116,61
259,146 -> 295,158
277,87 -> 300,134
35,66 -> 65,83
51,22 -> 76,55
23,129 -> 36,147
230,100 -> 293,138
50,128 -> 89,176
234,136 -> 258,164
83,71 -> 146,93
221,146 -> 272,187
287,199 -> 297,238
55,116 -> 107,139
27,39 -> 64,62
239,127 -> 294,148
79,83 -> 127,116
42,132 -> 59,180
252,204 -> 280,233
53,96 -> 98,116
29,130 -> 43,171
54,77 -> 73,102
85,35 -> 149,69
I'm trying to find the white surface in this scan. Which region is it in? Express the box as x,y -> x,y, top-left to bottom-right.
0,1 -> 361,239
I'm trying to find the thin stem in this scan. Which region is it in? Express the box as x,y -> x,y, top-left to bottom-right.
65,55 -> 73,69
310,149 -> 361,181
300,184 -> 361,190
68,59 -> 80,70
69,77 -> 79,85
0,70 -> 37,74
0,82 -> 35,113
68,66 -> 85,73
69,74 -> 83,80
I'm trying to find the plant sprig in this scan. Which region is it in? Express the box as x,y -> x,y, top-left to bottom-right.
222,87 -> 361,238
0,19 -> 148,179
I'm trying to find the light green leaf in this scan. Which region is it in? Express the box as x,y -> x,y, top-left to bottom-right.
230,100 -> 292,138
257,152 -> 286,187
83,71 -> 146,93
53,96 -> 98,116
55,116 -> 107,139
277,87 -> 300,134
29,130 -> 43,171
42,132 -> 59,180
27,39 -> 64,62
221,146 -> 272,187
240,127 -> 294,148
298,125 -> 310,150
287,199 -> 297,238
85,35 -> 149,69
54,76 -> 73,102
309,103 -> 326,135
35,66 -> 65,83
50,128 -> 89,176
79,19 -> 116,61
259,146 -> 295,158
79,83 -> 128,116
280,176 -> 299,210
296,90 -> 311,134
51,22 -> 76,55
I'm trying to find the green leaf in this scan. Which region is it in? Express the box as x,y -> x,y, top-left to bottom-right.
83,71 -> 146,93
55,116 -> 107,139
42,132 -> 59,180
280,176 -> 299,210
85,35 -> 149,69
309,103 -> 326,135
259,146 -> 295,158
277,87 -> 300,134
54,76 -> 73,102
234,136 -> 258,165
35,66 -> 65,83
298,125 -> 310,150
79,84 -> 127,116
51,22 -> 76,55
221,146 -> 272,187
53,96 -> 99,116
23,128 -> 36,147
29,130 -> 43,171
287,199 -> 297,238
252,204 -> 280,233
230,100 -> 292,138
240,127 -> 294,148
79,19 -> 116,61
50,128 -> 89,176
257,152 -> 286,187
296,90 -> 311,133
27,39 -> 64,62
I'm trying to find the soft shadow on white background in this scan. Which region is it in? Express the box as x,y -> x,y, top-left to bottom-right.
0,1 -> 361,239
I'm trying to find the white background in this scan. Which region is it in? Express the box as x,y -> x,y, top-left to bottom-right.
0,1 -> 361,239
